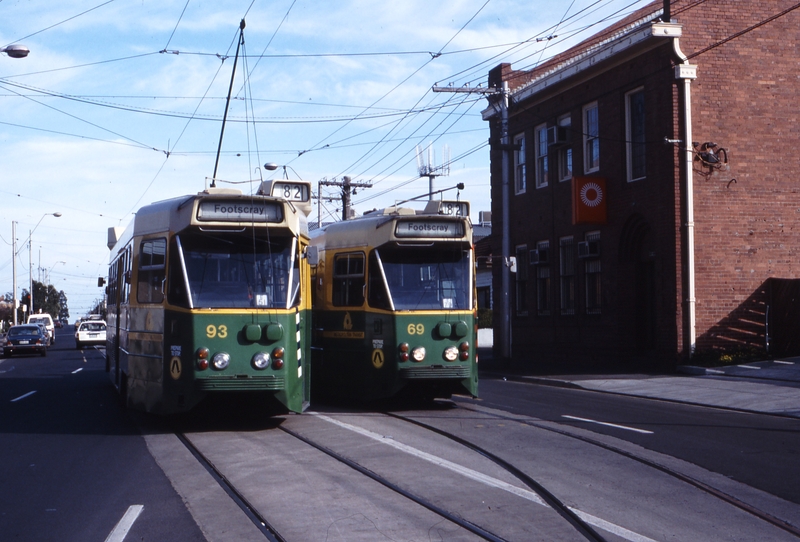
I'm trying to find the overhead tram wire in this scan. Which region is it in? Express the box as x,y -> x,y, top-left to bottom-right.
318,0 -> 493,186
293,0 -> 492,178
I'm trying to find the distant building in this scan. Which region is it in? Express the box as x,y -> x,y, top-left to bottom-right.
484,0 -> 800,370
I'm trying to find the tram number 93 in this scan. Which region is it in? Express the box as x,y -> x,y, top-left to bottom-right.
406,323 -> 425,335
206,325 -> 228,339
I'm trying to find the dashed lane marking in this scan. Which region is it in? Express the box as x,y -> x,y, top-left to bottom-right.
72,368 -> 83,374
315,413 -> 657,542
11,391 -> 36,403
562,415 -> 654,435
104,505 -> 144,542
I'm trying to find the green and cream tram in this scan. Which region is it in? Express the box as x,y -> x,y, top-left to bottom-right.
311,199 -> 478,401
106,181 -> 313,414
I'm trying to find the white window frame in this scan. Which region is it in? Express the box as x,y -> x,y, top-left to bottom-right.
626,87 -> 646,182
513,133 -> 526,195
583,102 -> 599,174
535,123 -> 548,188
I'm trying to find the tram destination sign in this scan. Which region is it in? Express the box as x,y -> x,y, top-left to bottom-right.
395,220 -> 464,239
197,200 -> 283,223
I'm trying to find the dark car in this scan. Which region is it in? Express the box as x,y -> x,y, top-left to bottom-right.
3,324 -> 48,358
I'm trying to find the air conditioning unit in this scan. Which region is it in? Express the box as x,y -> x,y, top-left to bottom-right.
578,240 -> 601,259
547,125 -> 568,146
530,248 -> 548,265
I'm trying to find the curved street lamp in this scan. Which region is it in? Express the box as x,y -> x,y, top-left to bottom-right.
0,45 -> 30,59
27,213 -> 62,317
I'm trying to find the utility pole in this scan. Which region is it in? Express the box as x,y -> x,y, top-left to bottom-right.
433,82 -> 512,361
319,176 -> 372,221
12,221 -> 17,325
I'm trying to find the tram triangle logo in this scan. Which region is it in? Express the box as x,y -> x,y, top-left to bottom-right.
572,176 -> 607,225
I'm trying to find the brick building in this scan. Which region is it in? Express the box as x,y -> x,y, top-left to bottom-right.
484,1 -> 800,370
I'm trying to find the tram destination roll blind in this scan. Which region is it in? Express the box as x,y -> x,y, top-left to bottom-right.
395,220 -> 464,239
197,200 -> 283,222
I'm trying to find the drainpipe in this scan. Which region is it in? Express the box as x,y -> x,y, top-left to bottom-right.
499,81 -> 511,361
670,29 -> 698,357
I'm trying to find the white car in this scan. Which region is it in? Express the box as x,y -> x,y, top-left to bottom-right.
28,313 -> 55,344
75,321 -> 107,349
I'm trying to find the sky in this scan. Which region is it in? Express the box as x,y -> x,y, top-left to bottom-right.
0,0 -> 656,319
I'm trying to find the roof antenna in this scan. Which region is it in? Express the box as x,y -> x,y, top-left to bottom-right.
211,19 -> 246,188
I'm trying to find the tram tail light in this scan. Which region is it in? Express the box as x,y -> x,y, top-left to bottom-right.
196,347 -> 210,371
271,347 -> 285,370
458,341 -> 470,361
398,342 -> 409,362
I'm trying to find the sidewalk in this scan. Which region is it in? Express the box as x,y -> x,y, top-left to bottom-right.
479,353 -> 800,419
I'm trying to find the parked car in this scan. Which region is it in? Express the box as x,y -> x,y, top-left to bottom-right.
3,324 -> 48,357
28,314 -> 55,345
75,320 -> 107,349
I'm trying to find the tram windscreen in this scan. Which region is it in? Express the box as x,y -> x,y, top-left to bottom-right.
168,232 -> 298,309
370,245 -> 470,311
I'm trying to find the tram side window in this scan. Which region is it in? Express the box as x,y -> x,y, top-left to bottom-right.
332,252 -> 365,307
138,238 -> 167,304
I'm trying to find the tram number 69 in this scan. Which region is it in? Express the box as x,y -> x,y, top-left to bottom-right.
406,323 -> 424,335
206,324 -> 228,339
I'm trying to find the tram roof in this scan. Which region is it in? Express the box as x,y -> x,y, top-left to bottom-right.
312,201 -> 472,251
108,188 -> 308,254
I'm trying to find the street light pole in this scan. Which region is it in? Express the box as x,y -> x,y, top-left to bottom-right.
23,212 -> 62,317
4,44 -> 30,325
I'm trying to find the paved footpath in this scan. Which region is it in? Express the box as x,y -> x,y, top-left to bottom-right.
491,357 -> 800,419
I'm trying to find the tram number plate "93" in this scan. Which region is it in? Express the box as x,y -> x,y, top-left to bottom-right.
206,325 -> 229,339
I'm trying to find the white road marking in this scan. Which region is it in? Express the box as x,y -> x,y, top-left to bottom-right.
314,414 -> 657,542
736,364 -> 760,370
72,368 -> 83,374
11,391 -> 36,402
104,505 -> 144,542
562,415 -> 654,434
774,360 -> 794,365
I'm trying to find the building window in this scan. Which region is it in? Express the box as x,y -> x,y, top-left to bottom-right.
137,238 -> 166,304
514,133 -> 526,194
584,231 -> 601,314
535,240 -> 550,316
535,123 -> 548,188
332,252 -> 365,306
515,245 -> 528,316
559,237 -> 575,315
583,102 -> 599,173
626,88 -> 646,181
557,115 -> 572,182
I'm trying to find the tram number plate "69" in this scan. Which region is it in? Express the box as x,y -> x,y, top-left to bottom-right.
406,323 -> 424,335
206,325 -> 229,339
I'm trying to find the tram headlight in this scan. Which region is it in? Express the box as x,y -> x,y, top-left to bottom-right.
196,347 -> 210,371
212,352 -> 230,370
411,346 -> 426,362
252,352 -> 270,370
458,341 -> 470,361
443,346 -> 458,362
398,342 -> 409,362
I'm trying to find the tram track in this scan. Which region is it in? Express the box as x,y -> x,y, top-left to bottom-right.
451,401 -> 800,539
175,431 -> 287,542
